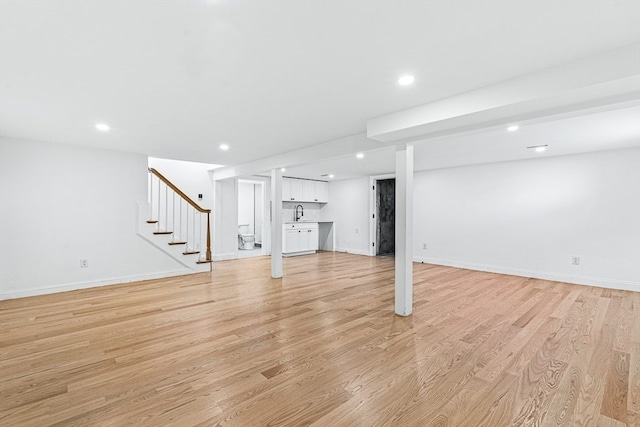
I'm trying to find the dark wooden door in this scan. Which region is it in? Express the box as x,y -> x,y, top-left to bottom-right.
376,179 -> 395,256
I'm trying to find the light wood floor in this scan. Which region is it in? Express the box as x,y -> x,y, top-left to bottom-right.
1,252 -> 639,426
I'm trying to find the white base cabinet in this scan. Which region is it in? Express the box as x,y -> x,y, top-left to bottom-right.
283,223 -> 319,255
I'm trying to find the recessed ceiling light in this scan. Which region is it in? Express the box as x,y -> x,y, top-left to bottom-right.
219,144 -> 229,151
95,123 -> 110,132
398,75 -> 415,86
527,144 -> 548,153
329,174 -> 335,178
507,125 -> 519,132
281,168 -> 286,172
356,153 -> 364,159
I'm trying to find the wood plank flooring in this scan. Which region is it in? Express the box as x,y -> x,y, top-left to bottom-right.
1,252 -> 638,426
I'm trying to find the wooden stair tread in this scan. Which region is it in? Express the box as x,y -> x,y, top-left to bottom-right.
196,260 -> 212,264
146,220 -> 158,224
168,242 -> 187,246
183,251 -> 200,255
153,231 -> 173,235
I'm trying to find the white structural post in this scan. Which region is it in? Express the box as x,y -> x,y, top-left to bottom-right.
395,143 -> 414,316
271,168 -> 283,278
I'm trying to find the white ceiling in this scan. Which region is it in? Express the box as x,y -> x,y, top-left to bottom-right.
283,103 -> 640,180
1,1 -> 639,171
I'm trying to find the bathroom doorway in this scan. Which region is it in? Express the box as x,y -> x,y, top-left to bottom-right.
237,179 -> 265,259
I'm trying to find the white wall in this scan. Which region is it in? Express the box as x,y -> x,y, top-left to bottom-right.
414,147 -> 640,290
327,148 -> 640,290
148,157 -> 218,210
323,177 -> 371,255
0,138 -> 189,299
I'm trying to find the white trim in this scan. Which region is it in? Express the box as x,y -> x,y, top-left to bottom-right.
283,250 -> 316,257
414,256 -> 640,292
213,252 -> 237,261
0,269 -> 195,300
335,247 -> 371,256
369,173 -> 396,256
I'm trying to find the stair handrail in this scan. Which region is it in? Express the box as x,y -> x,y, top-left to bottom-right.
149,168 -> 211,213
148,167 -> 212,263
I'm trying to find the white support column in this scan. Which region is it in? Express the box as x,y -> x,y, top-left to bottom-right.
395,144 -> 414,316
270,168 -> 283,278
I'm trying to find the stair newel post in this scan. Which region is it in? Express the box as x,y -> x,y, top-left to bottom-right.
206,211 -> 211,262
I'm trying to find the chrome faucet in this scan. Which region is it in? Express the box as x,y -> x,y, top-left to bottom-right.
294,204 -> 304,222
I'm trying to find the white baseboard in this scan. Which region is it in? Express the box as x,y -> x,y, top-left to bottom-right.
213,252 -> 237,261
414,256 -> 640,292
283,250 -> 316,257
335,247 -> 371,256
0,269 -> 197,300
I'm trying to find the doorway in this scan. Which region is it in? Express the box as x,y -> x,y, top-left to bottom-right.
237,179 -> 265,259
376,178 -> 395,256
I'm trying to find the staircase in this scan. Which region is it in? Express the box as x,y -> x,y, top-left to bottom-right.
137,168 -> 212,272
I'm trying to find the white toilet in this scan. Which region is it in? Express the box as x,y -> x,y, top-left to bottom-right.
238,225 -> 255,250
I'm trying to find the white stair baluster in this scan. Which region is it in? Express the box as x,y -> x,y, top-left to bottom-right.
156,178 -> 161,231
185,205 -> 190,252
148,170 -> 152,220
198,213 -> 203,260
179,198 -> 183,243
171,191 -> 176,242
192,208 -> 196,254
196,212 -> 201,260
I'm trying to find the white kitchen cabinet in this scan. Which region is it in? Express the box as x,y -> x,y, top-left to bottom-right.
283,222 -> 318,255
282,179 -> 292,201
302,180 -> 315,202
283,178 -> 304,202
284,229 -> 303,253
309,227 -> 319,250
314,181 -> 328,203
281,178 -> 329,203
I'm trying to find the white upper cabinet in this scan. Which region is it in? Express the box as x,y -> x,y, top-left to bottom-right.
282,178 -> 328,203
314,181 -> 328,203
302,180 -> 315,202
282,179 -> 292,201
283,178 -> 304,201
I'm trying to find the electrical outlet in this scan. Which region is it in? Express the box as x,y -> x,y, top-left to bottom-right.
355,228 -> 359,234
422,243 -> 427,250
571,256 -> 580,265
80,259 -> 89,268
